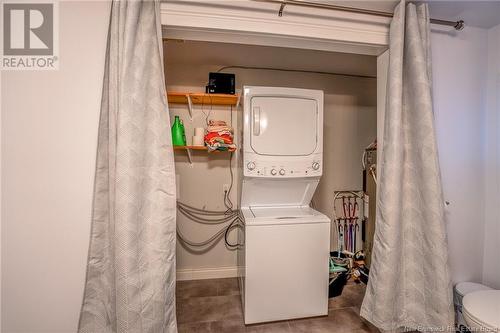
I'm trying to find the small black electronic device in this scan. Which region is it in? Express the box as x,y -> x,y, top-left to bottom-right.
206,72 -> 235,94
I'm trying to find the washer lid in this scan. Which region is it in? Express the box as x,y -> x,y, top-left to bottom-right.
456,282 -> 492,297
242,206 -> 330,225
250,206 -> 315,218
463,290 -> 500,329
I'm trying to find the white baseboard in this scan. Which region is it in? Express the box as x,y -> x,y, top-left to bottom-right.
176,266 -> 239,281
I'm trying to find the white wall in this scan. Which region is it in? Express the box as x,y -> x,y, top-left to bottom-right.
431,27 -> 489,285
483,23 -> 500,289
1,2 -> 109,332
167,89 -> 240,279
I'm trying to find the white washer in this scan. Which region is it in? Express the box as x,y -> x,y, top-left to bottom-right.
238,86 -> 330,324
239,206 -> 330,324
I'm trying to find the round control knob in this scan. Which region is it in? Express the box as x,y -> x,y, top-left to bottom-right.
279,169 -> 285,176
270,169 -> 277,176
312,162 -> 320,170
247,162 -> 256,170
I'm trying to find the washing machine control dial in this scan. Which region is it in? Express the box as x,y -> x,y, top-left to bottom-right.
312,162 -> 320,170
279,169 -> 285,176
270,169 -> 277,176
247,161 -> 256,170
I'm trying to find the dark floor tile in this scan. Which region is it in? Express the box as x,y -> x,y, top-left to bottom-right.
331,307 -> 374,331
178,321 -> 211,333
288,308 -> 369,333
210,320 -> 247,333
329,283 -> 366,310
217,278 -> 240,296
358,316 -> 380,333
177,295 -> 243,325
178,319 -> 248,333
246,321 -> 292,333
176,278 -> 377,333
288,316 -> 333,333
352,326 -> 380,333
177,279 -> 219,299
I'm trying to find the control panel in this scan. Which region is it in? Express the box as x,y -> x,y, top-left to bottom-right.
244,158 -> 322,178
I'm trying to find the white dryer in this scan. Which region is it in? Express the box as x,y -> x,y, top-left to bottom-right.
238,86 -> 330,324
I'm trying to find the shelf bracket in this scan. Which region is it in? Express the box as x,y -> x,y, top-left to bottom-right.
236,94 -> 241,109
186,148 -> 193,166
278,1 -> 287,17
186,94 -> 193,120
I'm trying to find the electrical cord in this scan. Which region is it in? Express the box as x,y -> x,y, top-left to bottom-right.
201,93 -> 213,125
224,152 -> 235,214
223,148 -> 243,247
225,107 -> 235,213
224,216 -> 244,248
222,106 -> 243,247
216,65 -> 376,79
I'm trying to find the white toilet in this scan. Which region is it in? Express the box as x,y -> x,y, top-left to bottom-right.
454,282 -> 493,332
462,290 -> 500,332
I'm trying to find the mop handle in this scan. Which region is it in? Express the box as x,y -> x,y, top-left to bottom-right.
342,197 -> 347,219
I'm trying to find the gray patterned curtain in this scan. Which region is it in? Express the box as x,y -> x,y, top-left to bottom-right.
360,1 -> 454,331
78,1 -> 177,332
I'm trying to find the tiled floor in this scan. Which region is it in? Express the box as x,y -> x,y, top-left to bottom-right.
176,278 -> 379,333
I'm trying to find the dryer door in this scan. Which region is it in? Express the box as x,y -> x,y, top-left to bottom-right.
250,96 -> 318,156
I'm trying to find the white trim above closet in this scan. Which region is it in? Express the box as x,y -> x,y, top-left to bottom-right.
160,0 -> 390,55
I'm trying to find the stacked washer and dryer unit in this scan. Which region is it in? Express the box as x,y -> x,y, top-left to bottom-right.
237,86 -> 331,324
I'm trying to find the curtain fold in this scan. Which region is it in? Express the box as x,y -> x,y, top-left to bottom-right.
360,1 -> 454,331
78,1 -> 177,332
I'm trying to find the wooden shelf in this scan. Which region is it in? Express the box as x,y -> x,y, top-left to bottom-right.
174,145 -> 236,165
174,145 -> 236,152
173,145 -> 209,151
167,92 -> 239,106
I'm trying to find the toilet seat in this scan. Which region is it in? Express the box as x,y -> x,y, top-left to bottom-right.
455,282 -> 492,298
462,290 -> 500,331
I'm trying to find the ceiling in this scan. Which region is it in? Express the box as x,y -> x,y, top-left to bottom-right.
304,1 -> 500,29
164,40 -> 377,78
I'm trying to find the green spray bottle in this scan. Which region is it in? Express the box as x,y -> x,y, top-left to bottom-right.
180,119 -> 187,145
171,116 -> 185,146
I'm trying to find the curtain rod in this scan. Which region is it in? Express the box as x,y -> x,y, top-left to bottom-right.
252,0 -> 465,31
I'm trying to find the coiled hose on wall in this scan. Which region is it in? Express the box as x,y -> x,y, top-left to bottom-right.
175,152 -> 244,249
